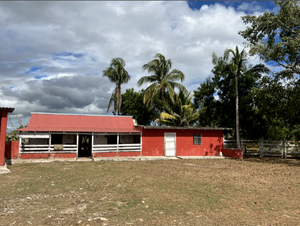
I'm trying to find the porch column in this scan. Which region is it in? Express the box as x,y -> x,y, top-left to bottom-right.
91,133 -> 94,158
0,110 -> 8,166
140,133 -> 142,157
48,133 -> 52,153
117,133 -> 119,157
18,137 -> 22,158
76,133 -> 79,158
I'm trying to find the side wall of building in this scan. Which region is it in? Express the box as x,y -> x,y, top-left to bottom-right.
137,127 -> 223,156
5,141 -> 19,159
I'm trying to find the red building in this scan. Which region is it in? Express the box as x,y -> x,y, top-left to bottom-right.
0,107 -> 14,167
17,113 -> 142,159
4,113 -> 242,161
136,126 -> 226,157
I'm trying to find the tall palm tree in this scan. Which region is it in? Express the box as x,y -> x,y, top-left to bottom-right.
103,57 -> 130,115
213,46 -> 270,148
228,47 -> 247,149
137,53 -> 187,115
157,90 -> 199,126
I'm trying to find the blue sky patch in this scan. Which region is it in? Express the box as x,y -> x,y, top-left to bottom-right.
34,75 -> 48,79
9,86 -> 14,89
25,67 -> 42,74
53,52 -> 85,61
187,1 -> 275,14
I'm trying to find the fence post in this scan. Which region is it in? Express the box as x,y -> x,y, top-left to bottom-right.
241,140 -> 244,156
260,139 -> 263,158
284,139 -> 287,158
281,139 -> 283,158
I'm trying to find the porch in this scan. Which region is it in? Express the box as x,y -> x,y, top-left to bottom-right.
18,132 -> 142,159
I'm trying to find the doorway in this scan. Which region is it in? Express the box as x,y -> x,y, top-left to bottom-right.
164,133 -> 176,157
78,135 -> 92,157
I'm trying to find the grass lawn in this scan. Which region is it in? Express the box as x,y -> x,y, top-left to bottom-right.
1,158 -> 300,225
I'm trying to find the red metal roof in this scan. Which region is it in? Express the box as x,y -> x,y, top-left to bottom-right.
18,113 -> 140,133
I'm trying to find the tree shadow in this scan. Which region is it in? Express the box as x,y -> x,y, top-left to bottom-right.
243,157 -> 300,167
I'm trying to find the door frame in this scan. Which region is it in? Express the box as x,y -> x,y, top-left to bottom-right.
164,132 -> 176,157
78,134 -> 92,157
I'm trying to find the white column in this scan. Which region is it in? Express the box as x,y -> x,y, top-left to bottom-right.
117,133 -> 119,157
48,133 -> 52,153
18,137 -> 22,158
140,133 -> 142,157
76,133 -> 79,158
91,133 -> 94,158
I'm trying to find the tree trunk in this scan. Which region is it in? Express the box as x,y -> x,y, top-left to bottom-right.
235,72 -> 240,149
116,83 -> 121,115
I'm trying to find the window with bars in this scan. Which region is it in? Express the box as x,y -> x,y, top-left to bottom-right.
193,133 -> 202,145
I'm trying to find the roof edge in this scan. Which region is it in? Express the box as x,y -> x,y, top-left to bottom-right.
31,112 -> 134,117
137,126 -> 232,130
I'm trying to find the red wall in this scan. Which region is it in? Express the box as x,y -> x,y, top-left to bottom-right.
21,153 -> 49,159
0,110 -> 8,165
51,153 -> 76,158
119,152 -> 140,157
93,152 -> 117,157
137,127 -> 223,156
222,148 -> 243,159
5,141 -> 19,159
93,152 -> 141,157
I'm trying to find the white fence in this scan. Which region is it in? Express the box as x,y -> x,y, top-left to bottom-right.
224,139 -> 300,158
20,144 -> 77,154
93,144 -> 141,153
20,144 -> 141,155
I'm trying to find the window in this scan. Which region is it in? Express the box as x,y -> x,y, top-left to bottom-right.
193,133 -> 202,145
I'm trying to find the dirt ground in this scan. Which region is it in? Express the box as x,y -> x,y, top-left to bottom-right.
1,158 -> 300,226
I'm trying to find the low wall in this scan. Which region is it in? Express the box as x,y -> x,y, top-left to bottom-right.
222,148 -> 243,159
93,152 -> 141,157
5,141 -> 19,159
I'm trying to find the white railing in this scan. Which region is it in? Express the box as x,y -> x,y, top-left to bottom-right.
20,144 -> 77,153
93,143 -> 141,153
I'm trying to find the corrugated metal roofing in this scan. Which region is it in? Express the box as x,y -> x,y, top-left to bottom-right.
18,113 -> 140,133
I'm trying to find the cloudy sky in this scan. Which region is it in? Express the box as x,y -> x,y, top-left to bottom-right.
0,1 -> 276,129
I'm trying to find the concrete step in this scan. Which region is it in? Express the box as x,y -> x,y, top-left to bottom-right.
0,166 -> 11,174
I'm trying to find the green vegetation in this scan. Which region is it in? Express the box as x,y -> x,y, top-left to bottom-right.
120,88 -> 157,125
158,90 -> 199,127
239,0 -> 300,77
137,53 -> 187,122
103,57 -> 130,115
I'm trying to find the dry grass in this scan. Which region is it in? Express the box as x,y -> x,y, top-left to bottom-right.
1,158 -> 300,225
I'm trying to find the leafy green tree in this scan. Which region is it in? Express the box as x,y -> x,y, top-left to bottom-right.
103,57 -> 130,115
253,75 -> 300,139
137,53 -> 187,116
239,0 -> 300,77
157,90 -> 199,127
213,47 -> 270,147
195,48 -> 270,142
120,88 -> 157,125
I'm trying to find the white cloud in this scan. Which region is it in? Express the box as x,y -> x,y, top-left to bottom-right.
0,1 -> 270,119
